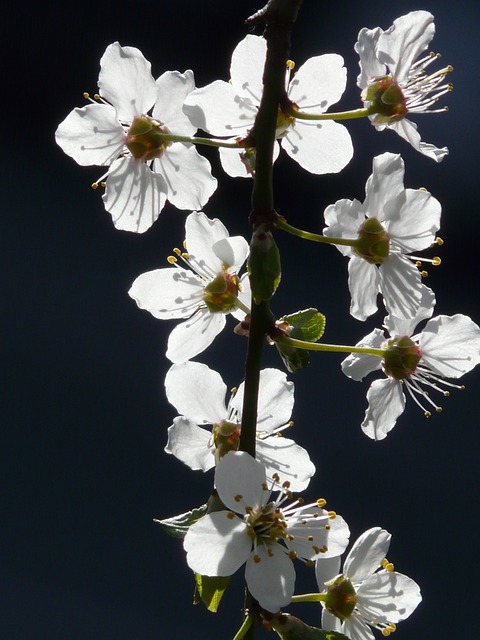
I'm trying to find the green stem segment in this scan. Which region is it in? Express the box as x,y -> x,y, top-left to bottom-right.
159,133 -> 243,149
276,335 -> 386,358
285,103 -> 376,121
290,593 -> 327,603
275,216 -> 359,248
232,614 -> 255,640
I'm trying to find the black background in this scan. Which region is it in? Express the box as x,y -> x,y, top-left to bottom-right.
2,1 -> 480,638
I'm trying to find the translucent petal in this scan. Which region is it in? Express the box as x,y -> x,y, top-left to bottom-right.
361,378 -> 406,440
341,328 -> 385,381
55,104 -> 125,166
321,608 -> 343,633
389,118 -> 448,162
184,511 -> 251,576
343,616 -> 375,640
288,54 -> 347,110
245,543 -> 295,613
363,153 -> 405,220
103,157 -> 167,233
98,42 -> 157,121
215,451 -> 267,513
164,361 -> 227,424
315,556 -> 341,589
185,211 -> 229,279
355,26 -> 385,89
166,309 -> 226,363
230,35 -> 266,104
154,70 -> 196,135
344,528 -> 391,582
348,257 -> 380,321
212,236 -> 249,272
218,142 -> 280,178
256,436 -> 314,492
356,571 -> 421,623
323,198 -> 364,257
379,253 -> 433,321
154,144 -> 217,210
128,267 -> 203,320
282,120 -> 353,175
164,417 -> 214,471
385,188 -> 441,252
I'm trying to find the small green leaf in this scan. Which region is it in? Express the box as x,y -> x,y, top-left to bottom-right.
154,504 -> 208,539
270,613 -> 349,640
194,574 -> 230,612
281,308 -> 326,343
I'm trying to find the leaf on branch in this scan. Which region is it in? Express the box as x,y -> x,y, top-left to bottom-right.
154,504 -> 208,540
275,308 -> 326,373
269,613 -> 349,640
193,574 -> 230,612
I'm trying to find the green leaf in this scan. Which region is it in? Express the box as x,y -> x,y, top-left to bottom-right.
275,309 -> 326,373
270,614 -> 349,640
281,308 -> 326,342
193,574 -> 230,612
154,504 -> 208,539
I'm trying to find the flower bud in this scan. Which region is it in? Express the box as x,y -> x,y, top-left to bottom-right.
248,227 -> 281,304
323,575 -> 357,621
353,217 -> 390,265
125,115 -> 171,161
203,272 -> 241,313
383,336 -> 421,380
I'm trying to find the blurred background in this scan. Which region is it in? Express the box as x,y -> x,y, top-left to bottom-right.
2,0 -> 479,638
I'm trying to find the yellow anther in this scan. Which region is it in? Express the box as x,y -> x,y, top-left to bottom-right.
297,497 -> 304,504
94,93 -> 100,100
286,59 -> 295,70
419,187 -> 427,192
173,248 -> 182,255
288,550 -> 297,559
425,411 -> 432,418
227,512 -> 235,520
261,482 -> 268,491
183,240 -> 187,249
83,92 -> 90,99
421,270 -> 428,278
325,524 -> 331,531
307,535 -> 313,542
390,624 -> 397,631
91,182 -> 99,190
415,261 -> 422,267
273,473 -> 280,482
234,494 -> 243,502
460,385 -> 465,390
444,105 -> 450,111
436,406 -> 443,413
282,481 -> 291,489
268,548 -> 274,557
167,256 -> 177,264
382,629 -> 391,637
432,256 -> 442,266
447,65 -> 454,72
306,560 -> 314,567
385,562 -> 394,572
100,181 -> 106,188
435,236 -> 444,246
317,498 -> 327,508
444,391 -> 450,397
181,252 -> 189,259
288,420 -> 294,427
328,511 -> 336,519
253,554 -> 261,564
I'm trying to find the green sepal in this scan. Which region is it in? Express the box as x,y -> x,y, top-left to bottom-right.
270,613 -> 349,640
193,574 -> 230,612
154,504 -> 208,540
248,230 -> 282,304
275,309 -> 326,373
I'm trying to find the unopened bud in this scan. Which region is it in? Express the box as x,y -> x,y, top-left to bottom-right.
354,217 -> 390,265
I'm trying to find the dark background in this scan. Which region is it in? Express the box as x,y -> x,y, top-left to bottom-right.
2,1 -> 479,638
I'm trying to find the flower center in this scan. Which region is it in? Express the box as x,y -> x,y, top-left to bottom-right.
246,502 -> 289,544
126,115 -> 172,161
213,420 -> 241,461
354,217 -> 390,265
203,271 -> 241,313
383,336 -> 422,380
363,76 -> 408,123
322,575 -> 357,621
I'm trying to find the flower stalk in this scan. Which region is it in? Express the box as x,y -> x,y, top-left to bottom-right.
285,103 -> 376,121
275,216 -> 359,247
276,335 -> 386,358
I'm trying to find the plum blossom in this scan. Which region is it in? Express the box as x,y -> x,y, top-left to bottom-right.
316,527 -> 421,640
183,34 -> 353,177
164,361 -> 315,491
323,152 -> 440,322
55,42 -> 216,233
128,211 -> 250,363
342,313 -> 480,440
184,451 -> 350,613
356,11 -> 452,161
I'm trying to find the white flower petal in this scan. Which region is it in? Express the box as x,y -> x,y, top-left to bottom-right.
385,189 -> 441,253
154,144 -> 217,210
355,26 -> 386,89
212,236 -> 249,271
288,508 -> 349,560
230,35 -> 266,103
282,119 -> 353,174
256,436 -> 314,492
185,211 -> 229,278
344,528 -> 391,582
183,80 -> 256,136
363,153 -> 405,220
164,362 -> 227,424
102,157 -> 167,233
323,198 -> 364,257
128,268 -> 203,320
356,571 -> 421,623
341,328 -> 385,381
288,54 -> 347,111
315,556 -> 341,589
377,11 -> 435,83
322,515 -> 351,559
348,257 -> 380,321
384,286 -> 435,337
321,609 -> 343,634
245,543 -> 295,612
361,378 -> 406,441
166,309 -> 226,363
218,142 -> 280,178
232,273 -> 251,320
98,42 -> 158,121
55,104 -> 125,166
343,616 -> 375,640
389,118 -> 448,162
154,70 -> 196,136
379,253 -> 433,320
164,417 -> 214,471
215,451 -> 267,513
419,315 -> 480,378
184,511 -> 251,576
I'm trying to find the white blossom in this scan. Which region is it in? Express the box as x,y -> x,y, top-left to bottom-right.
316,528 -> 421,640
323,152 -> 440,322
342,313 -> 480,440
184,34 -> 353,177
184,451 -> 349,613
164,362 -> 315,491
55,42 -> 216,232
356,11 -> 452,161
128,211 -> 250,362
